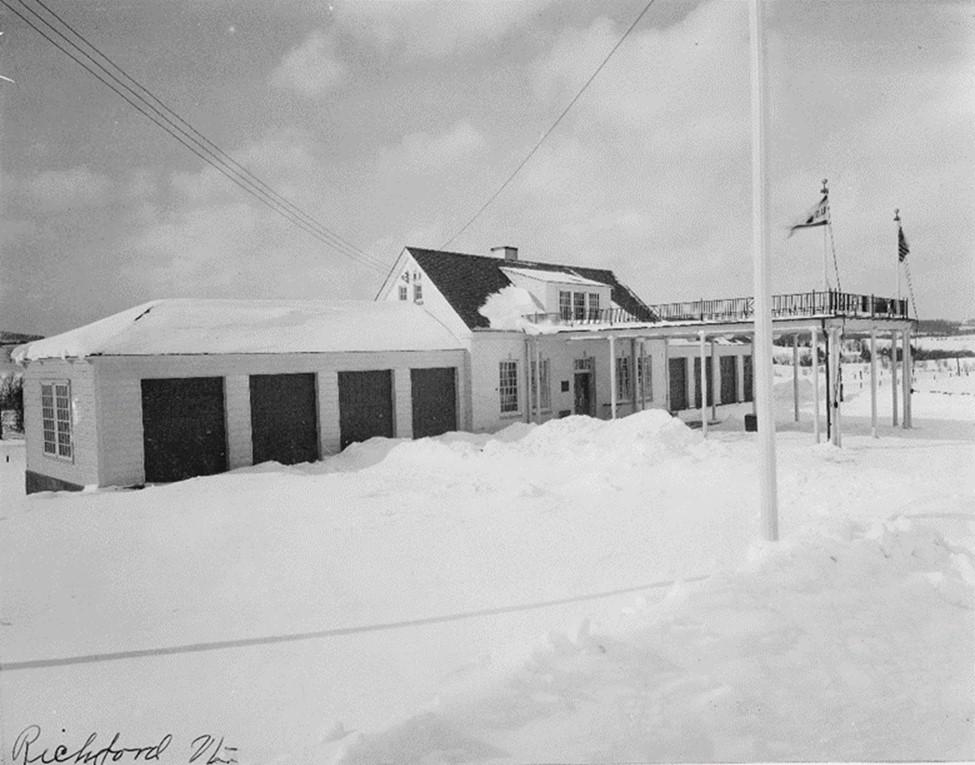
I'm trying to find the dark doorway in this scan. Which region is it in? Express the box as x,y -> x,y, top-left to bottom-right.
338,370 -> 394,449
250,373 -> 319,465
669,358 -> 687,410
743,355 -> 754,402
411,367 -> 457,438
573,372 -> 593,416
720,356 -> 738,404
694,357 -> 714,408
142,377 -> 227,483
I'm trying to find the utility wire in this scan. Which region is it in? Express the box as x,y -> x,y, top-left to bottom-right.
27,0 -> 382,271
441,0 -> 657,248
4,0 -> 387,273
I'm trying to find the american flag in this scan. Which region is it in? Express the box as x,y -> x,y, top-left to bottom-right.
898,225 -> 910,263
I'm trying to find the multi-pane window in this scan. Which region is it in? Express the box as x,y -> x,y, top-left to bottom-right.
41,380 -> 72,460
559,291 -> 572,320
588,293 -> 600,320
398,285 -> 408,300
573,292 -> 586,320
530,358 -> 551,411
499,360 -> 520,413
413,283 -> 423,302
638,356 -> 653,400
615,356 -> 631,401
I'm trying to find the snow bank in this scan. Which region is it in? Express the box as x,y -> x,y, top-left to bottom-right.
477,285 -> 543,331
333,518 -> 975,763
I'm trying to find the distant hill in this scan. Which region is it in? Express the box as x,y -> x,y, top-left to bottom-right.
0,331 -> 43,345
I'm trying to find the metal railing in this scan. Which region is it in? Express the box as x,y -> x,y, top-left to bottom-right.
523,307 -> 642,326
648,290 -> 909,323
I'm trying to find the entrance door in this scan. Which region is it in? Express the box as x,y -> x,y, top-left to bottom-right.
573,372 -> 593,416
141,377 -> 227,483
694,357 -> 714,408
720,356 -> 738,404
411,367 -> 457,438
669,358 -> 687,410
250,373 -> 319,465
743,355 -> 754,402
338,370 -> 394,449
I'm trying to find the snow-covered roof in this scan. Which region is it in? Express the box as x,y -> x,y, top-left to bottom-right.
499,266 -> 608,288
13,299 -> 465,361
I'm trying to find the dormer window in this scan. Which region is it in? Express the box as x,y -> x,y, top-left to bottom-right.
559,291 -> 572,320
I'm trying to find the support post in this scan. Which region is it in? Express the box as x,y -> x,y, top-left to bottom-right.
710,339 -> 718,423
830,327 -> 842,447
639,340 -> 648,409
533,339 -> 542,425
630,337 -> 639,412
870,328 -> 878,438
902,328 -> 911,428
699,330 -> 708,437
811,326 -> 820,443
891,330 -> 898,426
663,340 -> 671,411
792,334 -> 800,422
609,335 -> 617,420
750,0 -> 778,541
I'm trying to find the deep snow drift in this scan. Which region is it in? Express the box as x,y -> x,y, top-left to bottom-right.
0,359 -> 972,764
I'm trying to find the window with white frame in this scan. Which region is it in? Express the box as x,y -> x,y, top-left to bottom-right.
615,356 -> 631,401
499,360 -> 520,413
559,291 -> 572,320
413,283 -> 423,302
573,292 -> 586,320
398,285 -> 408,300
41,380 -> 73,460
529,358 -> 551,411
588,292 -> 600,320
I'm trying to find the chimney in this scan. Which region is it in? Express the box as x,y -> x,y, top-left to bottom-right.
491,245 -> 518,261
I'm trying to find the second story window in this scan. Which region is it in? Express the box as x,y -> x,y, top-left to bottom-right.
559,291 -> 572,320
413,283 -> 423,302
573,292 -> 586,320
588,293 -> 600,320
398,285 -> 408,300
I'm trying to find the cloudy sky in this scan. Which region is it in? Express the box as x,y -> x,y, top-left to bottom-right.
1,0 -> 972,335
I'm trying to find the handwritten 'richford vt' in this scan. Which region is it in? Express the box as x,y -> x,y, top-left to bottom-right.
12,725 -> 173,765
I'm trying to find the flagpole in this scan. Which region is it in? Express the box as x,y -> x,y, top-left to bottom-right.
895,208 -> 901,301
749,0 -> 778,543
822,179 -> 829,292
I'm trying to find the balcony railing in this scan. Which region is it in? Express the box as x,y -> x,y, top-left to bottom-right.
523,307 -> 642,326
648,290 -> 909,323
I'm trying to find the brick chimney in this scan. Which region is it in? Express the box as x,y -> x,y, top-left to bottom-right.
491,245 -> 518,261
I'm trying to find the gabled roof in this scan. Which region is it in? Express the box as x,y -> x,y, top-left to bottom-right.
13,299 -> 463,361
405,247 -> 657,329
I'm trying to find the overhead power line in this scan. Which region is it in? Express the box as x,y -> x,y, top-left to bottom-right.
441,0 -> 658,248
3,0 -> 387,273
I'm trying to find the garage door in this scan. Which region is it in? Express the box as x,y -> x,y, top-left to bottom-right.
720,356 -> 738,404
338,370 -> 393,449
668,358 -> 687,411
411,367 -> 457,439
250,373 -> 319,465
142,377 -> 227,483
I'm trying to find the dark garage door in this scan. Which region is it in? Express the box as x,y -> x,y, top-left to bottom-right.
142,377 -> 227,483
720,356 -> 738,404
411,367 -> 457,439
250,373 -> 319,465
338,370 -> 393,449
669,358 -> 687,411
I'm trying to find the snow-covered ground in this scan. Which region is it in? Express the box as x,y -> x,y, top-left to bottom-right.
0,358 -> 972,764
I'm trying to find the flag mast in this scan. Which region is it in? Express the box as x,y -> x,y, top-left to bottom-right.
822,178 -> 830,292
894,208 -> 902,301
749,0 -> 778,542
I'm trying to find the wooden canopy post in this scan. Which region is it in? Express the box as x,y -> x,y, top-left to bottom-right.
630,337 -> 639,412
811,326 -> 820,442
699,330 -> 708,437
533,338 -> 542,425
609,335 -> 617,420
902,328 -> 912,428
891,329 -> 898,426
870,327 -> 878,438
792,333 -> 800,422
830,327 -> 842,447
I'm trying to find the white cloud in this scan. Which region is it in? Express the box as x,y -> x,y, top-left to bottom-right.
26,166 -> 114,212
271,30 -> 347,97
377,120 -> 486,174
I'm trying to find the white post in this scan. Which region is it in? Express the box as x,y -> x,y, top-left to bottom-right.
640,340 -> 648,409
792,334 -> 800,422
870,328 -> 878,438
891,330 -> 898,426
811,326 -> 820,443
901,328 -> 911,428
830,327 -> 842,447
533,339 -> 542,425
711,340 -> 718,423
750,0 -> 778,542
699,331 -> 708,437
609,335 -> 617,420
630,337 -> 639,412
663,340 -> 671,411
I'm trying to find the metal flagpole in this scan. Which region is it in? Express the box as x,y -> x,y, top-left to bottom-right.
822,179 -> 830,292
749,0 -> 778,542
895,209 -> 902,301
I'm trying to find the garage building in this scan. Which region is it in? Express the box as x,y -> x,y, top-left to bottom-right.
15,299 -> 467,493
